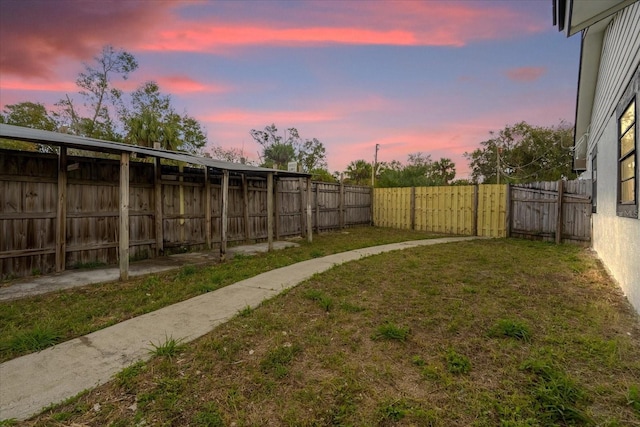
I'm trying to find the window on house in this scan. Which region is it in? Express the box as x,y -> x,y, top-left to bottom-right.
618,98 -> 637,217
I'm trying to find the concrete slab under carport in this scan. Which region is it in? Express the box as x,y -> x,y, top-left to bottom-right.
0,241 -> 299,302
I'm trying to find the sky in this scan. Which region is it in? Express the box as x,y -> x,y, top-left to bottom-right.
0,0 -> 580,178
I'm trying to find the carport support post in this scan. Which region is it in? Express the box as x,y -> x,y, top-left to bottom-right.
220,169 -> 229,260
306,177 -> 313,242
242,174 -> 250,243
204,167 -> 212,249
299,178 -> 306,237
119,152 -> 130,281
555,179 -> 564,244
267,173 -> 274,251
274,178 -> 280,240
154,156 -> 163,256
55,147 -> 67,272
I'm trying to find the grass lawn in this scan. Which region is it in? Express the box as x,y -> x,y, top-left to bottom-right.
0,227 -> 446,363
14,238 -> 640,426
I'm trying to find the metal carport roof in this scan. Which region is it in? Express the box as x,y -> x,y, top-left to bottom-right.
0,123 -> 310,178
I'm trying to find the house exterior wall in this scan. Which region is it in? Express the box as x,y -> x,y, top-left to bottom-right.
586,2 -> 640,313
591,119 -> 640,312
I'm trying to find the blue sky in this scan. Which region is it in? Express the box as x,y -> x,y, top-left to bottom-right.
0,0 -> 580,178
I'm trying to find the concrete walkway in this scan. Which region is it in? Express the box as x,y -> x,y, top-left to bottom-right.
0,237 -> 479,421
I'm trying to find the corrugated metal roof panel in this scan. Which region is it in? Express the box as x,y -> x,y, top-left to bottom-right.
0,124 -> 310,177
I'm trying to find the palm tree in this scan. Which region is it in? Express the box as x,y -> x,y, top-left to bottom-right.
345,160 -> 373,185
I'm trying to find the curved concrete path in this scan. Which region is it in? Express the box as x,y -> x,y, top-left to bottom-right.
0,236 -> 479,421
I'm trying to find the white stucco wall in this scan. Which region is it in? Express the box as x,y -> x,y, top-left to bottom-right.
591,119 -> 640,313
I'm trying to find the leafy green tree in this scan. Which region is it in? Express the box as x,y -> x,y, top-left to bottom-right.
122,81 -> 207,153
310,168 -> 337,182
465,122 -> 575,184
344,159 -> 373,185
209,146 -> 251,164
431,158 -> 456,185
376,153 -> 456,187
0,102 -> 58,151
55,45 -> 138,140
297,138 -> 327,172
1,102 -> 57,131
250,124 -> 327,171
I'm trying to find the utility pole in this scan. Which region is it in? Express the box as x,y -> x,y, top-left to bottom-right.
371,144 -> 380,187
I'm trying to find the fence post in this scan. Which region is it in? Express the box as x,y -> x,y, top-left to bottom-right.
473,184 -> 479,236
410,187 -> 416,230
242,174 -> 250,243
154,157 -> 163,256
119,152 -> 130,281
299,178 -> 306,237
505,184 -> 511,238
315,183 -> 320,233
556,179 -> 564,244
306,178 -> 313,242
370,186 -> 375,226
204,167 -> 212,250
267,173 -> 274,251
339,180 -> 345,229
274,178 -> 280,240
220,169 -> 229,259
56,147 -> 67,272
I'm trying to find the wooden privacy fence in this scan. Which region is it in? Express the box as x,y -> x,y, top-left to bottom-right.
509,180 -> 591,244
374,181 -> 591,243
374,184 -> 508,237
0,150 -> 371,280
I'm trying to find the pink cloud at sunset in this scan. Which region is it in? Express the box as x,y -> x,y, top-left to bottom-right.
0,79 -> 76,93
204,109 -> 341,126
137,1 -> 544,53
157,75 -> 232,94
140,26 -> 417,53
0,1 -> 179,78
505,66 -> 547,82
0,1 -> 580,180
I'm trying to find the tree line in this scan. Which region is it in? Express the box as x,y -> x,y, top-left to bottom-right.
1,45 -> 575,186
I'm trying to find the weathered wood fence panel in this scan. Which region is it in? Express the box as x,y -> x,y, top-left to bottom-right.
510,180 -> 591,244
0,150 -> 372,279
343,185 -> 372,227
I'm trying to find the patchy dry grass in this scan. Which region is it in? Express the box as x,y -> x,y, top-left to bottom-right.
0,227 -> 443,363
19,239 -> 640,426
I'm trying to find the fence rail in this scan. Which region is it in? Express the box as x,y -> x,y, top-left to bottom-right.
0,150 -> 371,279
